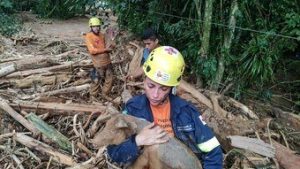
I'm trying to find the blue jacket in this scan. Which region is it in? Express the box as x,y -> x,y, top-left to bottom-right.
107,94 -> 223,169
141,48 -> 150,65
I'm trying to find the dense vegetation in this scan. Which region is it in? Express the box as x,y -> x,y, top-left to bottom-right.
0,0 -> 21,36
107,0 -> 299,95
1,0 -> 299,109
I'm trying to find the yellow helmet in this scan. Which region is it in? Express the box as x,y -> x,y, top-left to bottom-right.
143,46 -> 185,86
89,17 -> 101,27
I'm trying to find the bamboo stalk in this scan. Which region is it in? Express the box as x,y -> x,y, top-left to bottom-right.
26,113 -> 72,152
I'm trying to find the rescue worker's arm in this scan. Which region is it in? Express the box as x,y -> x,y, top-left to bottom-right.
107,124 -> 168,165
201,146 -> 223,169
106,108 -> 142,165
106,107 -> 168,165
85,35 -> 111,55
106,135 -> 140,165
193,112 -> 223,169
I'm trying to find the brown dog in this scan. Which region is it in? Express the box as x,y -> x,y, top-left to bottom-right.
91,114 -> 202,169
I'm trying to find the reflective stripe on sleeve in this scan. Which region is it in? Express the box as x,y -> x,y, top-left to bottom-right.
197,136 -> 220,153
122,110 -> 128,114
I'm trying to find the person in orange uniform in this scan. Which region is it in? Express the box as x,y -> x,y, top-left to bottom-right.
85,17 -> 114,96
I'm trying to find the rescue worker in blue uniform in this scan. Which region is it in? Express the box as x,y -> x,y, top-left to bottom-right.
107,46 -> 223,168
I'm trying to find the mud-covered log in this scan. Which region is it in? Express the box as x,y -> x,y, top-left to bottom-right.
178,80 -> 213,109
6,61 -> 93,78
32,84 -> 90,100
0,49 -> 79,77
13,74 -> 71,88
12,57 -> 59,71
273,140 -> 300,169
10,101 -> 106,115
272,107 -> 300,130
6,62 -> 73,78
227,98 -> 258,119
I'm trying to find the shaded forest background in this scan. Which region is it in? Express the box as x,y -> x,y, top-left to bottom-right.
1,0 -> 299,113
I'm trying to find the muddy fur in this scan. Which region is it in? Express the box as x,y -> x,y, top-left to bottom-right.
91,114 -> 202,169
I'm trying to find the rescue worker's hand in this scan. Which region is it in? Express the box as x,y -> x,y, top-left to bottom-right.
135,122 -> 169,146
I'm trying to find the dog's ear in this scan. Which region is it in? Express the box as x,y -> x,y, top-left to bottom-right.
115,117 -> 129,129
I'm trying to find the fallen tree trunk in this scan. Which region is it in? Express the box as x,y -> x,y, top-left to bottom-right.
7,62 -> 73,78
273,140 -> 300,169
32,84 -> 90,101
0,63 -> 16,78
14,133 -> 75,166
6,61 -> 93,78
178,81 -> 257,120
178,80 -> 213,109
13,74 -> 71,88
227,135 -> 275,158
0,97 -> 40,135
10,101 -> 106,115
0,57 -> 20,63
209,93 -> 228,117
0,49 -> 79,77
272,107 -> 300,130
10,57 -> 59,71
227,98 -> 258,120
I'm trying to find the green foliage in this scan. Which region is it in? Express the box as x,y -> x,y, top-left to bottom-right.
107,0 -> 299,94
258,89 -> 273,101
0,13 -> 21,36
11,0 -> 36,11
0,0 -> 21,37
285,12 -> 300,38
33,0 -> 86,19
237,35 -> 277,86
0,0 -> 13,13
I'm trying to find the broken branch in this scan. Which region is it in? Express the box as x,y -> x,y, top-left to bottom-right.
14,133 -> 75,166
0,97 -> 40,135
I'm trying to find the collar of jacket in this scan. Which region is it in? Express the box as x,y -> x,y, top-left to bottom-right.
127,93 -> 189,116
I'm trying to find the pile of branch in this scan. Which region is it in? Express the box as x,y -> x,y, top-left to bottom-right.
0,31 -> 145,168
